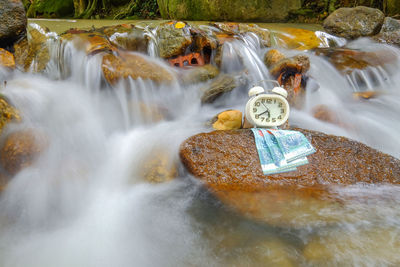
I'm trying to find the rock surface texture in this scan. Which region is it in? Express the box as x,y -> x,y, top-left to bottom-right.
0,0 -> 27,49
323,6 -> 385,39
180,129 -> 400,226
157,0 -> 301,22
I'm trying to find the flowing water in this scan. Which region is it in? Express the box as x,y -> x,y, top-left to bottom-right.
0,21 -> 400,266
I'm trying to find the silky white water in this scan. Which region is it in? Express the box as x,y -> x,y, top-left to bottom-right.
0,24 -> 400,266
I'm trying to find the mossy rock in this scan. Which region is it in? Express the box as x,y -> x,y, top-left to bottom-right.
157,0 -> 301,22
27,0 -> 74,18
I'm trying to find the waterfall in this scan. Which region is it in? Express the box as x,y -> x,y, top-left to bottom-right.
1,21 -> 400,266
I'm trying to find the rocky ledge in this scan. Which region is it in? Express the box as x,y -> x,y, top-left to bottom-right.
179,129 -> 400,227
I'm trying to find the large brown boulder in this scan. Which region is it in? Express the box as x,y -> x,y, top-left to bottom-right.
323,6 -> 385,39
179,129 -> 400,227
0,0 -> 27,50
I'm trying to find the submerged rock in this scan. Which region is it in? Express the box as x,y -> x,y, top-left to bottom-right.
303,227 -> 400,265
211,110 -> 242,130
0,49 -> 16,70
0,0 -> 27,49
1,130 -> 43,175
140,149 -> 177,184
180,64 -> 220,84
314,47 -> 396,74
323,6 -> 385,39
0,98 -> 20,133
273,28 -> 321,50
200,74 -> 240,104
179,129 -> 400,227
102,51 -> 174,85
61,31 -> 114,55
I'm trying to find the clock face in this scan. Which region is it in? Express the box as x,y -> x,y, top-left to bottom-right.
245,94 -> 290,127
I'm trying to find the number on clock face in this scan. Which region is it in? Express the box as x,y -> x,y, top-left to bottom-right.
253,97 -> 286,124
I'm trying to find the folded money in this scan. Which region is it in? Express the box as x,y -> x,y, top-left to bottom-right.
251,128 -> 315,175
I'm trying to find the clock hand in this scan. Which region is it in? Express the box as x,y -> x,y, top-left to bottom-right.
257,109 -> 270,118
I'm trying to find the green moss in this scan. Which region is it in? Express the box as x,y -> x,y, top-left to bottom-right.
30,0 -> 74,17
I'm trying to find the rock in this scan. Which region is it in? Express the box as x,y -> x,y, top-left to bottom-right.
269,54 -> 310,77
1,130 -> 43,175
303,227 -> 400,265
381,17 -> 400,32
312,105 -> 339,124
314,47 -> 396,74
372,17 -> 400,47
268,54 -> 310,107
102,51 -> 174,85
0,0 -> 27,49
0,98 -> 21,133
139,149 -> 177,183
352,91 -> 383,100
273,28 -> 321,50
264,49 -> 286,68
238,24 -> 271,47
200,74 -> 240,104
157,0 -> 301,22
14,27 -> 50,72
180,64 -> 220,84
0,49 -> 16,70
211,110 -> 242,130
156,22 -> 192,58
26,0 -> 74,18
323,6 -> 385,39
61,31 -> 114,55
98,24 -> 148,53
179,129 -> 400,227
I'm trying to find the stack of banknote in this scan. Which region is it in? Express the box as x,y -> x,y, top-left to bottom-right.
251,128 -> 316,175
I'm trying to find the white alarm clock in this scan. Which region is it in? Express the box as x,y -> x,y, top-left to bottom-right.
245,85 -> 290,128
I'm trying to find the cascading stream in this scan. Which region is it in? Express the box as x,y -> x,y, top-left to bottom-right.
0,22 -> 400,266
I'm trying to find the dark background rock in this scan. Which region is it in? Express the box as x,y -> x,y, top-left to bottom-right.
0,0 -> 27,50
323,6 -> 385,39
157,0 -> 301,22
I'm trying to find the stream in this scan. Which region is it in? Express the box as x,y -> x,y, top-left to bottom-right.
0,19 -> 400,266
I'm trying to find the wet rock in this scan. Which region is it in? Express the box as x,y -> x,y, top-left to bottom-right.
179,129 -> 400,227
0,0 -> 27,50
264,49 -> 286,68
303,227 -> 400,265
381,17 -> 400,32
269,54 -> 310,77
315,47 -> 396,74
273,28 -> 321,50
268,53 -> 310,107
352,91 -> 383,100
323,6 -> 385,39
14,27 -> 50,72
158,0 -> 301,22
200,74 -> 240,104
0,98 -> 21,133
211,110 -> 242,130
102,51 -> 174,85
61,31 -> 114,55
140,149 -> 177,183
180,64 -> 220,84
213,23 -> 271,47
0,49 -> 16,70
1,130 -> 43,175
98,24 -> 148,53
312,105 -> 339,124
156,22 -> 192,58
